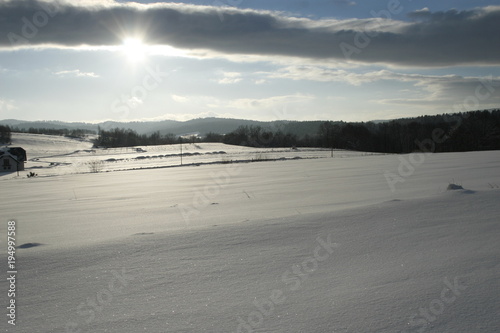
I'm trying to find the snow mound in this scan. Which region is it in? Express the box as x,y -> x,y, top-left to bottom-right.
18,242 -> 43,249
447,183 -> 464,190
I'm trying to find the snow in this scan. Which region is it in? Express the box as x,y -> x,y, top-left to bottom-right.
0,133 -> 499,332
3,133 -> 378,177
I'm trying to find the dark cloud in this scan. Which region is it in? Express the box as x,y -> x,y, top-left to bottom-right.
407,7 -> 477,21
332,0 -> 357,6
1,1 -> 499,66
406,7 -> 432,20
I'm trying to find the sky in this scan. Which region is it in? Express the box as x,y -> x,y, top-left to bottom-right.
0,0 -> 500,123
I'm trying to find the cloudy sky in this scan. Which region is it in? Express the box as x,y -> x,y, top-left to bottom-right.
1,0 -> 500,123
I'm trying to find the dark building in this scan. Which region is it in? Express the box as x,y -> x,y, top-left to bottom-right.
0,147 -> 26,172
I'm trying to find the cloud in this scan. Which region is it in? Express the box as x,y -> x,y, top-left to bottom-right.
53,69 -> 99,78
224,94 -> 315,110
121,111 -> 238,123
264,66 -> 500,108
202,93 -> 315,120
262,66 -> 370,85
332,0 -> 357,6
0,1 -> 499,66
0,98 -> 17,112
216,72 -> 243,84
265,66 -> 500,88
171,94 -> 189,103
374,74 -> 500,109
407,7 -> 431,20
118,93 -> 313,121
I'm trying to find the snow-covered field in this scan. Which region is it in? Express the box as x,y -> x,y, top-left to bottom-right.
5,133 -> 372,178
0,133 -> 499,332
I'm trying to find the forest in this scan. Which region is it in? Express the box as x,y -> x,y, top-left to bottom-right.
92,127 -> 179,148
0,125 -> 11,144
4,109 -> 499,154
93,109 -> 500,153
7,126 -> 95,138
222,110 -> 500,153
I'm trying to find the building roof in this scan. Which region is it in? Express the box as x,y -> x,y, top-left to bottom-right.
0,152 -> 19,161
0,147 -> 26,162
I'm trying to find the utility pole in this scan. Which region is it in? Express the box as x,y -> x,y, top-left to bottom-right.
179,137 -> 183,166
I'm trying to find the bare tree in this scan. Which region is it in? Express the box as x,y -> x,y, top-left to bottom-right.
86,160 -> 104,173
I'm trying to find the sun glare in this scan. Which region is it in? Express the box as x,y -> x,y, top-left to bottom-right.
122,38 -> 146,62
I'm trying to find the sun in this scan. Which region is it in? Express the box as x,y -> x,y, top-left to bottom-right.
122,38 -> 147,62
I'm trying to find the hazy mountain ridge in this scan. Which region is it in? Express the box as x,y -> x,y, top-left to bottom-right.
2,110 -> 499,151
0,118 -> 329,137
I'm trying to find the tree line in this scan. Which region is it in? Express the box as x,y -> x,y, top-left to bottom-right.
0,125 -> 11,144
93,127 -> 181,148
78,109 -> 500,153
222,110 -> 500,153
10,126 -> 95,138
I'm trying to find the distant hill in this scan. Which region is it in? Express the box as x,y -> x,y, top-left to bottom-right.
0,119 -> 98,132
4,109 -> 499,153
0,118 -> 330,138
